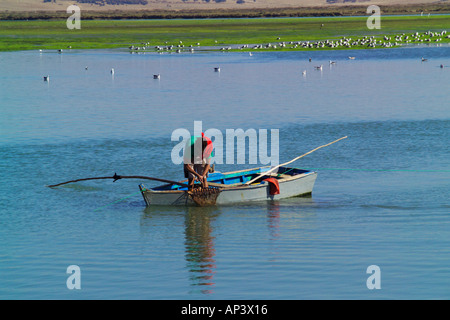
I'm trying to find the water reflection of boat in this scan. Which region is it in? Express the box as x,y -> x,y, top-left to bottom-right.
184,206 -> 219,294
141,196 -> 317,294
267,201 -> 281,240
142,205 -> 220,294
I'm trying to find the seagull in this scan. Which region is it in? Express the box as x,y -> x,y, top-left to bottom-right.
153,74 -> 160,79
214,67 -> 220,72
302,70 -> 307,76
43,75 -> 49,82
111,68 -> 115,74
348,56 -> 356,60
329,60 -> 336,65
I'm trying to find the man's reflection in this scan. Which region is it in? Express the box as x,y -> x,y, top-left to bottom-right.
184,206 -> 220,294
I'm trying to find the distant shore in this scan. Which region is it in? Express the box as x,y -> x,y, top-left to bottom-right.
1,4 -> 450,20
1,14 -> 448,52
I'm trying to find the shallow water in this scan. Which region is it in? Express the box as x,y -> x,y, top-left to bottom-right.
0,46 -> 449,299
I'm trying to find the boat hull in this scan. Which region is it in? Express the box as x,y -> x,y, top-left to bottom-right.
139,167 -> 317,206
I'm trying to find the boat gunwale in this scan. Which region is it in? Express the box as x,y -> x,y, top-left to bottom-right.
143,168 -> 317,195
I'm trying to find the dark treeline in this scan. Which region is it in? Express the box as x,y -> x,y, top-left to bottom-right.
3,3 -> 450,20
74,0 -> 149,5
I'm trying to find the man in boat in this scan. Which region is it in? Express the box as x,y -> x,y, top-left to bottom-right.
183,133 -> 214,191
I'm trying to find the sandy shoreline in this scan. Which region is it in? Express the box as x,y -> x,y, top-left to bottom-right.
1,0 -> 449,12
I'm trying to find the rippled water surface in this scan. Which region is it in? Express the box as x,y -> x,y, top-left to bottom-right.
0,46 -> 449,299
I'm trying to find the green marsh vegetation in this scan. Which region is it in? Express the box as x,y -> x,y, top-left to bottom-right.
0,15 -> 448,52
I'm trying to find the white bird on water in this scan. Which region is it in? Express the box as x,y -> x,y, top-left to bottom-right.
111,68 -> 115,75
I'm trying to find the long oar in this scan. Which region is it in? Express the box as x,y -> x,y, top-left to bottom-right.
47,173 -> 189,188
244,136 -> 348,185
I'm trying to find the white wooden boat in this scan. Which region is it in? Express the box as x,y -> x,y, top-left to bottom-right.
139,166 -> 317,206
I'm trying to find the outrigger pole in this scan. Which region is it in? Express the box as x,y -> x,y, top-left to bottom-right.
47,173 -> 189,188
244,136 -> 348,185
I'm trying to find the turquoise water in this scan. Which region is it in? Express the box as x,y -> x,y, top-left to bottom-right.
0,46 -> 449,299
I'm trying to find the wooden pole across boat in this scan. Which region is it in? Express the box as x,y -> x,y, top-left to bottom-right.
47,173 -> 189,188
244,136 -> 348,186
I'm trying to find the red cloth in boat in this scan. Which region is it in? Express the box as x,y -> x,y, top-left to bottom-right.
263,178 -> 280,195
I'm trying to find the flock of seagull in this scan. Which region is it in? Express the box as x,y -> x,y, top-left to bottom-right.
42,29 -> 448,82
286,30 -> 449,50
125,30 -> 448,54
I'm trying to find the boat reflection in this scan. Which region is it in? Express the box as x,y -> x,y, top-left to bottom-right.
267,195 -> 315,237
142,205 -> 220,294
141,195 -> 315,295
184,206 -> 220,294
267,201 -> 281,240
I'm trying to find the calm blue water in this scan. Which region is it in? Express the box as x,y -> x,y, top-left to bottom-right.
0,45 -> 449,299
